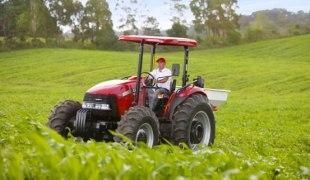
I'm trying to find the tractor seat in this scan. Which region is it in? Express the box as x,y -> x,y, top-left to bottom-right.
169,63 -> 179,93
170,79 -> 176,93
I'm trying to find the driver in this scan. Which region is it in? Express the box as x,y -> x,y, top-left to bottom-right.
147,57 -> 172,110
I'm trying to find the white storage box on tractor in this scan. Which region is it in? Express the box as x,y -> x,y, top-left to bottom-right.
204,88 -> 230,111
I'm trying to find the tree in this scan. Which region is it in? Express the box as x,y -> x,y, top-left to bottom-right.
70,1 -> 86,42
22,0 -> 57,38
142,16 -> 161,36
166,22 -> 188,37
45,0 -> 80,27
165,0 -> 188,38
166,0 -> 188,24
0,0 -> 57,39
0,0 -> 26,37
118,7 -> 138,35
114,0 -> 150,35
190,0 -> 239,40
83,0 -> 116,48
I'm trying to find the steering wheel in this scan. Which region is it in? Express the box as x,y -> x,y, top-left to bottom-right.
121,75 -> 131,80
141,72 -> 156,87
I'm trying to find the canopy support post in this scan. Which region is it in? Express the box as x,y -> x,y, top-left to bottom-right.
135,41 -> 144,105
150,44 -> 156,71
182,46 -> 189,87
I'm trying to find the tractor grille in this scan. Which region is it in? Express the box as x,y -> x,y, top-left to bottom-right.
83,93 -> 119,119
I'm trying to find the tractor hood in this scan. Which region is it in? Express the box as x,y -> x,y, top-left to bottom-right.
86,79 -> 136,96
84,78 -> 137,116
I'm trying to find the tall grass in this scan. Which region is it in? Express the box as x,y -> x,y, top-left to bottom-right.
0,123 -> 297,179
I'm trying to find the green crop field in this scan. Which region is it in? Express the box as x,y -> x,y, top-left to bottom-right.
0,35 -> 309,179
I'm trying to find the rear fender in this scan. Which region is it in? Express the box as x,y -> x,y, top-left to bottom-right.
164,85 -> 207,120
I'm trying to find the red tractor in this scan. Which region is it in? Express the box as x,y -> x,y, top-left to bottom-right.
48,35 -> 217,149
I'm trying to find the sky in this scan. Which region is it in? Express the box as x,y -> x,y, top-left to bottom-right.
77,0 -> 310,31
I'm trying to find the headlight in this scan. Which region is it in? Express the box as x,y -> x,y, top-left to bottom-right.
82,102 -> 111,110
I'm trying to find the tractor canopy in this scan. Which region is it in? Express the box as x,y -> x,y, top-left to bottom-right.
119,35 -> 197,47
118,35 -> 198,105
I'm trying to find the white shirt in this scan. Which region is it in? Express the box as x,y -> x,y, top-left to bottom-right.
150,68 -> 172,90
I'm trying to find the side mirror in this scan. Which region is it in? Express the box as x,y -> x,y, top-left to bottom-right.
171,64 -> 180,76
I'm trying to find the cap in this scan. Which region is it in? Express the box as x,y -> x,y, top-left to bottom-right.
156,57 -> 166,63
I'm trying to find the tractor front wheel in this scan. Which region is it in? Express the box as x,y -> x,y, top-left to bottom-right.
48,100 -> 81,137
172,94 -> 215,149
115,106 -> 159,147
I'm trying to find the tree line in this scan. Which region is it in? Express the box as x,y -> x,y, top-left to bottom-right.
0,0 -> 309,51
0,0 -> 116,49
239,9 -> 310,42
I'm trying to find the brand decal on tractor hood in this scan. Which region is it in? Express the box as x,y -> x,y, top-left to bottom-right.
122,89 -> 132,97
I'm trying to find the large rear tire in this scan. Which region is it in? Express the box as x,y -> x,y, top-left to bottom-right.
115,106 -> 159,147
172,94 -> 215,149
48,100 -> 81,137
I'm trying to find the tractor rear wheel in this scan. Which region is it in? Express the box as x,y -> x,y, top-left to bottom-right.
115,106 -> 159,147
48,100 -> 81,137
172,94 -> 215,149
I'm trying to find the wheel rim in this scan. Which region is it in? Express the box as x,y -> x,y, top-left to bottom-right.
135,123 -> 154,147
189,110 -> 211,149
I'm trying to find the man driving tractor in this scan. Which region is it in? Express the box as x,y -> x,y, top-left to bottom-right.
147,57 -> 172,110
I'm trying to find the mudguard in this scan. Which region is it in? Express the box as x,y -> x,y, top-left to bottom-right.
164,85 -> 207,120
